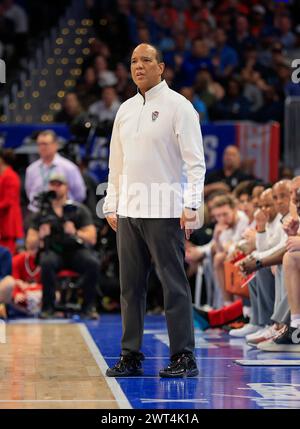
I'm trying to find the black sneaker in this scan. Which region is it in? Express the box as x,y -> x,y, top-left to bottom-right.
159,352 -> 199,378
106,352 -> 144,377
258,326 -> 300,352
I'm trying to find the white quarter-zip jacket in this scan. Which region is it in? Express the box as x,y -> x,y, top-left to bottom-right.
103,80 -> 206,218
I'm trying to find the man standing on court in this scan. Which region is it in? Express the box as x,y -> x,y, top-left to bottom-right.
103,43 -> 206,378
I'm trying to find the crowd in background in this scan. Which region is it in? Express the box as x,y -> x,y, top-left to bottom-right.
1,1 -> 300,351
52,0 -> 300,130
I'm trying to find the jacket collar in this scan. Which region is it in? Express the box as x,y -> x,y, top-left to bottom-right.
137,79 -> 168,102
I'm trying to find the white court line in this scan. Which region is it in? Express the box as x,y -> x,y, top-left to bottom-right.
78,324 -> 132,410
0,400 -> 127,403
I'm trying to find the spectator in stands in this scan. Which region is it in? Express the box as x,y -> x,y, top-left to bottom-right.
258,188 -> 300,351
178,38 -> 214,87
252,85 -> 284,123
277,14 -> 296,50
0,229 -> 42,316
25,130 -> 86,211
28,171 -> 100,320
229,15 -> 257,60
193,69 -> 224,113
212,77 -> 251,120
114,62 -> 135,101
54,92 -> 83,124
163,32 -> 190,72
0,149 -> 23,254
205,145 -> 254,196
76,67 -> 100,110
210,28 -> 239,80
179,86 -> 208,122
88,86 -> 121,125
94,55 -> 117,88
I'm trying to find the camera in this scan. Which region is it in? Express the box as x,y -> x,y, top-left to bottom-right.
34,192 -> 84,255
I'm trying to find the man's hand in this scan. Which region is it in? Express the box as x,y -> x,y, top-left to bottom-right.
64,221 -> 77,235
286,236 -> 300,252
185,246 -> 205,263
39,223 -> 51,240
254,209 -> 267,232
180,208 -> 197,240
283,216 -> 299,237
106,213 -> 118,232
14,292 -> 26,304
238,254 -> 257,275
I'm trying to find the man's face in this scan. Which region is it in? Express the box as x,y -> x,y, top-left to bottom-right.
213,205 -> 235,227
130,44 -> 164,93
260,192 -> 277,222
223,146 -> 241,170
37,134 -> 57,160
49,181 -> 68,200
272,183 -> 290,216
238,193 -> 254,219
295,190 -> 300,216
290,178 -> 300,204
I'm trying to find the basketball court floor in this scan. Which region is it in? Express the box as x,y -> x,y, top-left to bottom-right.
1,314 -> 300,409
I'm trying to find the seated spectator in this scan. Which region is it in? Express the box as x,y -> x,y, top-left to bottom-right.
179,86 -> 208,122
94,54 -> 117,88
88,86 -> 121,126
252,86 -> 284,123
0,149 -> 23,254
212,77 -> 251,120
229,15 -> 257,60
76,67 -> 100,110
234,185 -> 290,340
186,194 -> 249,307
178,38 -> 214,87
193,69 -> 224,113
25,130 -> 86,211
276,14 -> 296,51
210,28 -> 239,80
54,92 -> 83,125
27,171 -> 100,320
0,230 -> 42,316
205,145 -> 255,196
114,62 -> 135,101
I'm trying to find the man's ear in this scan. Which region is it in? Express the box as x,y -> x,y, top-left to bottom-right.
159,62 -> 165,76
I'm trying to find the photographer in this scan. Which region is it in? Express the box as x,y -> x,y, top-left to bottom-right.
27,172 -> 100,320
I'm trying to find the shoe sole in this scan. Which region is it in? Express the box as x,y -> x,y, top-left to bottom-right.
106,369 -> 144,377
258,344 -> 300,352
159,368 -> 199,378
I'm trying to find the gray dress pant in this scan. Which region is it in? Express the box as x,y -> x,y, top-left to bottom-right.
271,265 -> 290,324
249,267 -> 275,326
117,217 -> 195,357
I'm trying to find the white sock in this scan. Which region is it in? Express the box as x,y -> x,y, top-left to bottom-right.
290,314 -> 300,329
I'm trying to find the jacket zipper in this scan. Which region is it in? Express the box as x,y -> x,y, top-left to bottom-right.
136,98 -> 145,133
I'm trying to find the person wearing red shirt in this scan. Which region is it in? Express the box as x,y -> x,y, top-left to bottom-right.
0,149 -> 24,254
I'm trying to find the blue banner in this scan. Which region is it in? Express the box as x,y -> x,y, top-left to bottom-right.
0,123 -> 237,178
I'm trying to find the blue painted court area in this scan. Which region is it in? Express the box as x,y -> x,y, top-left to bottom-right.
86,314 -> 300,409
